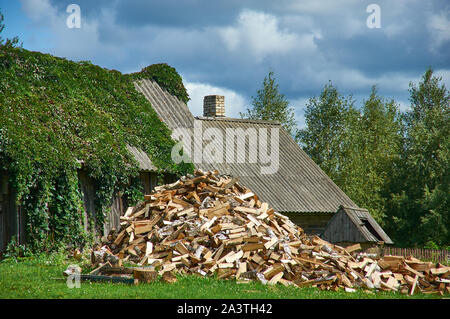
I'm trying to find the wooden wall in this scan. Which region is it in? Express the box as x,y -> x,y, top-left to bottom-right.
103,171 -> 160,236
77,170 -> 96,233
282,212 -> 334,236
0,170 -> 170,251
105,195 -> 123,236
78,169 -> 122,237
0,173 -> 7,253
78,170 -> 160,236
139,171 -> 158,195
321,210 -> 367,243
0,173 -> 24,254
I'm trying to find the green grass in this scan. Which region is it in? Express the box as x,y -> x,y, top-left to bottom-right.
0,255 -> 446,299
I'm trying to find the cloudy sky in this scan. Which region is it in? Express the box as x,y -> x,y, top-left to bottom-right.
1,0 -> 449,127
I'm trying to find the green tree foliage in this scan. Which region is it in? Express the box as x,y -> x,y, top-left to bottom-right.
346,87 -> 403,222
129,63 -> 190,104
297,84 -> 403,223
295,82 -> 357,179
240,71 -> 297,136
268,67 -> 448,247
385,68 -> 449,247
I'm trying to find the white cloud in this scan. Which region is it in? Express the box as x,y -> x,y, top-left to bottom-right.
290,97 -> 309,129
16,0 -> 449,121
396,100 -> 411,112
284,0 -> 366,39
20,0 -> 58,26
383,23 -> 407,38
19,0 -> 127,64
307,67 -> 421,93
434,69 -> 450,85
218,10 -> 310,61
185,82 -> 247,118
427,11 -> 450,51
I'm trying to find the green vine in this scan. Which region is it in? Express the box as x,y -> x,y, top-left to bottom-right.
129,63 -> 190,104
0,46 -> 194,252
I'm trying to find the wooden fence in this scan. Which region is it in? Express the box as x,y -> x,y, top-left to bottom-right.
383,247 -> 449,264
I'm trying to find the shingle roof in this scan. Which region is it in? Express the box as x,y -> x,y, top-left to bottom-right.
126,145 -> 156,172
133,79 -> 357,213
134,79 -> 194,130
344,206 -> 393,244
193,117 -> 356,213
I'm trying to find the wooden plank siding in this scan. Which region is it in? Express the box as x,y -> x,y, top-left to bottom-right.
104,171 -> 161,236
77,170 -> 96,233
321,209 -> 366,243
104,195 -> 124,236
282,212 -> 334,235
1,169 -> 167,252
0,173 -> 24,254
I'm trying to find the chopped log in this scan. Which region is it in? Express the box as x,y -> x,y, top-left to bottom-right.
242,243 -> 264,252
345,243 -> 361,254
162,271 -> 177,283
402,263 -> 425,278
268,272 -> 284,286
429,267 -> 450,276
410,275 -> 419,296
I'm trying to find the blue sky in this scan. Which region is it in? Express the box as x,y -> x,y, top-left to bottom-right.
1,0 -> 449,128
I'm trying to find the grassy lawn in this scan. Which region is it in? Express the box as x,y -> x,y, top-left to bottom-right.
0,254 -> 446,299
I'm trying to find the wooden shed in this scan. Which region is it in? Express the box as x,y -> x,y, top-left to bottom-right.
321,206 -> 393,250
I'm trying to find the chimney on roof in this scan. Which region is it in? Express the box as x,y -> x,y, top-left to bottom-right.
203,95 -> 225,117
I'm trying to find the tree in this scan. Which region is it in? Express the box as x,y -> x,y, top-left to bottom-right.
295,82 -> 357,180
240,71 -> 297,136
0,10 -> 19,48
385,68 -> 449,247
346,86 -> 403,222
297,84 -> 403,223
297,69 -> 448,247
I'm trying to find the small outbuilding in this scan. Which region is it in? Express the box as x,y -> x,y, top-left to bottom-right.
321,205 -> 394,250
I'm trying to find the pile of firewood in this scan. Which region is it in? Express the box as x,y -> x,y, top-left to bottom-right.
88,170 -> 449,295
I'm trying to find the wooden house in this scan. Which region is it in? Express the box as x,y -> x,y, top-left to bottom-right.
0,63 -> 393,253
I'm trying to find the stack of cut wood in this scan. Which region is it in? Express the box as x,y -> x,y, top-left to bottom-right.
349,254 -> 449,295
89,170 -> 449,295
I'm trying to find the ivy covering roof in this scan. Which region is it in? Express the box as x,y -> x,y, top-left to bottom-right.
0,47 -> 193,200
129,63 -> 190,104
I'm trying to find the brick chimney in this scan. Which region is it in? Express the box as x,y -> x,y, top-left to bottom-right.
203,95 -> 225,117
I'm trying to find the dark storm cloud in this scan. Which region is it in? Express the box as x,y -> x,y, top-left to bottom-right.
114,0 -> 242,28
18,0 -> 450,121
